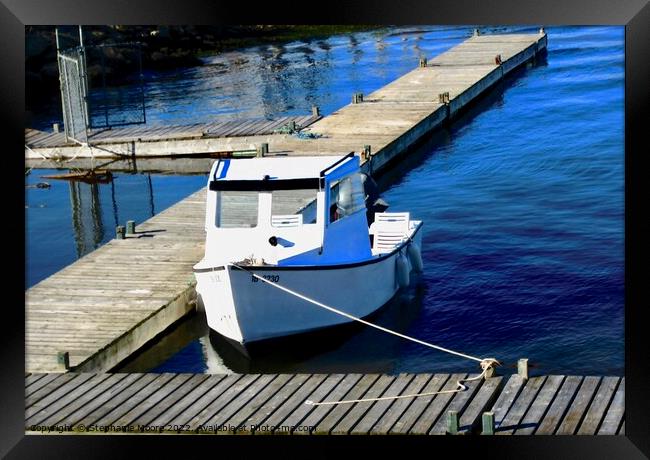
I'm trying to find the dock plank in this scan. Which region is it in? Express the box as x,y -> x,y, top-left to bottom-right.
313,374 -> 380,435
176,374 -> 260,430
458,375 -> 504,434
147,374 -> 234,429
242,374 -> 312,432
496,376 -> 547,434
409,373 -> 466,434
350,373 -> 414,434
514,375 -> 565,435
597,378 -> 625,435
429,374 -> 484,434
370,373 -> 433,434
330,374 -> 395,435
282,374 -> 346,434
577,376 -> 620,435
536,376 -> 583,435
490,374 -> 526,430
389,373 -> 450,434
225,374 -> 295,430
555,376 -> 601,435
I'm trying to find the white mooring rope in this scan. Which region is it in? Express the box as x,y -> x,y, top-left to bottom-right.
229,262 -> 500,406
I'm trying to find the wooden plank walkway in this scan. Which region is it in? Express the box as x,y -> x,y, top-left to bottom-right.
25,31 -> 547,374
23,372 -> 624,435
25,31 -> 546,160
25,188 -> 207,373
25,114 -> 320,151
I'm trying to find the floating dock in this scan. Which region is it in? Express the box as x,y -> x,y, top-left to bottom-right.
25,31 -> 546,161
25,31 -> 547,373
24,372 -> 624,435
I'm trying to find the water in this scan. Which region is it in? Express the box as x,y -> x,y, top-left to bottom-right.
26,25 -> 624,376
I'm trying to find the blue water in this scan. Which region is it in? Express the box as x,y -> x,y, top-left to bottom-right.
27,25 -> 624,376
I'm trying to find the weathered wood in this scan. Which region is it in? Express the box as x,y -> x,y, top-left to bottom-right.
129,374 -> 210,427
577,376 -> 620,435
389,373 -> 450,434
242,374 -> 312,432
409,373 -> 466,434
490,374 -> 526,429
313,373 -> 380,434
350,373 -> 414,434
330,374 -> 395,435
201,373 -> 278,432
280,374 -> 346,435
496,376 -> 547,434
458,376 -> 504,434
27,373 -> 115,427
225,374 -> 295,430
111,373 -> 195,427
514,375 -> 564,435
24,372 -> 624,435
429,374 -> 483,434
555,376 -> 601,435
263,374 -> 328,434
597,378 -> 625,435
369,373 -> 433,434
146,374 -> 233,428
536,376 -> 583,435
25,373 -> 86,409
92,373 -> 179,427
176,374 -> 260,430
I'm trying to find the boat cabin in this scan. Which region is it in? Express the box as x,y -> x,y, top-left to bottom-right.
202,153 -> 373,267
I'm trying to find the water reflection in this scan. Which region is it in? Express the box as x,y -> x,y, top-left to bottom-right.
69,181 -> 105,256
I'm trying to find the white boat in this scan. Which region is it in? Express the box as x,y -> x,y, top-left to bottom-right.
193,153 -> 424,346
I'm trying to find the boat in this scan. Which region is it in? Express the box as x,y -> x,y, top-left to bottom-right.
193,152 -> 424,347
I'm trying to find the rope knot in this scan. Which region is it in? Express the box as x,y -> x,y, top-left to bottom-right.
479,358 -> 501,378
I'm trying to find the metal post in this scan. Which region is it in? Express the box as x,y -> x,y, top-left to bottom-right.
312,105 -> 320,117
116,225 -> 125,239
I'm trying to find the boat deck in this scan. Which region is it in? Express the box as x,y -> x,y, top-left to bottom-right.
24,372 -> 624,435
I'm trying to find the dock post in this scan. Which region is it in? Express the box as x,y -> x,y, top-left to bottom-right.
57,351 -> 70,371
446,410 -> 459,435
518,358 -> 529,380
438,92 -> 450,104
352,92 -> 364,104
419,57 -> 427,68
481,412 -> 495,435
495,54 -> 503,65
52,123 -> 60,133
473,28 -> 480,37
257,143 -> 269,157
312,105 -> 320,117
539,27 -> 545,35
116,225 -> 125,239
126,220 -> 136,235
363,145 -> 372,161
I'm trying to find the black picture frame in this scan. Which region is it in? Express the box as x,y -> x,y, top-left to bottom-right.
5,0 -> 648,457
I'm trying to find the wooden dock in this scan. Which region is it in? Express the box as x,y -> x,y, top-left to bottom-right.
25,31 -> 547,374
24,372 -> 624,435
25,31 -> 546,161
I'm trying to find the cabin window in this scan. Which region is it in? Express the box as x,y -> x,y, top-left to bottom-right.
215,191 -> 258,228
329,174 -> 365,224
271,189 -> 318,225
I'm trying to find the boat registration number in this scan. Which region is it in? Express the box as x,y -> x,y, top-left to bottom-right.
252,274 -> 280,283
